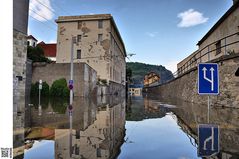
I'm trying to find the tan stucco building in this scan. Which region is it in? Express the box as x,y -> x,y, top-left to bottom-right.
177,1 -> 239,75
55,14 -> 126,85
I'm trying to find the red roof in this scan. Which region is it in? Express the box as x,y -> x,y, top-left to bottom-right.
37,42 -> 56,57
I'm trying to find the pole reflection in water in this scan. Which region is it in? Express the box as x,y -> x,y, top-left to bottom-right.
23,96 -> 126,159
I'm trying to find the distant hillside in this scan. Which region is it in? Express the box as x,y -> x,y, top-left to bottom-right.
126,62 -> 174,84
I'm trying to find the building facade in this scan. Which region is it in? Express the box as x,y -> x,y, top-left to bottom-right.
13,0 -> 29,158
55,14 -> 126,85
177,1 -> 239,75
144,72 -> 160,87
27,35 -> 38,47
37,41 -> 57,61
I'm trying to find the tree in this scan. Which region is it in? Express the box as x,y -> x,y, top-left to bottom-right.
126,67 -> 133,82
27,46 -> 51,62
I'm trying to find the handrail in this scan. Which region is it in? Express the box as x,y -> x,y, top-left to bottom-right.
172,31 -> 239,78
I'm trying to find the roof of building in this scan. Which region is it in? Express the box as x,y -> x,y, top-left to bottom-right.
37,42 -> 56,57
197,1 -> 239,46
55,14 -> 127,57
144,71 -> 160,77
27,35 -> 38,41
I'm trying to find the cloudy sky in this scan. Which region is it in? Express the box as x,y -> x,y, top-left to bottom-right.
28,0 -> 232,72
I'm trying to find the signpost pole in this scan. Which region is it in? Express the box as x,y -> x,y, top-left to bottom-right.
207,96 -> 210,123
38,79 -> 42,107
38,80 -> 42,116
70,37 -> 74,131
68,37 -> 75,157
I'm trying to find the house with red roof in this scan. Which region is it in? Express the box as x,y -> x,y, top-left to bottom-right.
37,41 -> 57,61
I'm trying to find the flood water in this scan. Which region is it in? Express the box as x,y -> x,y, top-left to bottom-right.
14,94 -> 239,159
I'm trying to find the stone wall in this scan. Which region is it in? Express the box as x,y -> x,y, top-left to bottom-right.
31,62 -> 97,97
97,81 -> 125,96
13,29 -> 28,157
146,54 -> 239,108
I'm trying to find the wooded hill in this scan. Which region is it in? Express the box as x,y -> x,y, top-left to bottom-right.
126,62 -> 174,84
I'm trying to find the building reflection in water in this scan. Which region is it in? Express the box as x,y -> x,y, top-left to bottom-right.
145,95 -> 239,158
23,96 -> 125,159
15,94 -> 239,159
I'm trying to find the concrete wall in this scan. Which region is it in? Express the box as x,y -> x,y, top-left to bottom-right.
146,54 -> 239,108
13,0 -> 29,34
31,62 -> 97,97
56,15 -> 126,84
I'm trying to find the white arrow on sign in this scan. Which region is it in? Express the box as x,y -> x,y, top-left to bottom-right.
202,67 -> 214,91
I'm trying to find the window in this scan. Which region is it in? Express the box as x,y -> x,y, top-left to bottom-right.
98,34 -> 103,42
98,20 -> 103,28
77,50 -> 81,59
215,41 -> 221,55
77,35 -> 81,42
97,148 -> 101,157
27,41 -> 30,46
33,42 -> 35,47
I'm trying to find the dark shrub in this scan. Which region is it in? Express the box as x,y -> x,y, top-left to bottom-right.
50,97 -> 68,114
50,78 -> 70,97
30,81 -> 50,97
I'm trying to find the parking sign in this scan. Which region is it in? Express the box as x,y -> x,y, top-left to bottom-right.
198,63 -> 219,95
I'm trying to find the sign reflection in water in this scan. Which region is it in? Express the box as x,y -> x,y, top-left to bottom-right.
24,96 -> 126,159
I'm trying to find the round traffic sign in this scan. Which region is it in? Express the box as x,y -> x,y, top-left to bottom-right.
69,84 -> 73,90
68,105 -> 73,110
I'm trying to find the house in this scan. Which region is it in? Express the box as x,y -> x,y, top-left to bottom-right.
177,0 -> 239,75
128,84 -> 144,96
27,35 -> 38,47
144,72 -> 160,87
37,41 -> 57,61
55,14 -> 126,85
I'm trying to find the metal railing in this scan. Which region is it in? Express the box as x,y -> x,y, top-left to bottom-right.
172,31 -> 239,78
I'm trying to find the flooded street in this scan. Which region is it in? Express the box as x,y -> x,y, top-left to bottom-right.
17,95 -> 239,159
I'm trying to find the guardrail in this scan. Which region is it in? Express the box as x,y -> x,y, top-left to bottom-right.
172,32 -> 239,78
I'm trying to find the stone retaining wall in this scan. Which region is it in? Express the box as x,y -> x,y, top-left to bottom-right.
146,54 -> 239,108
32,62 -> 97,97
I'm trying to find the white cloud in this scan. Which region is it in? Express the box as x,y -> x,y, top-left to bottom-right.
164,60 -> 179,73
177,9 -> 208,27
29,0 -> 54,22
48,39 -> 56,43
146,32 -> 158,38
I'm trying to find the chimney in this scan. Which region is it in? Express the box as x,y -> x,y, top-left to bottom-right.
233,0 -> 239,5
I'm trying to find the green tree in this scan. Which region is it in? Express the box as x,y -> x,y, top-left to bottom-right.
126,67 -> 132,83
50,78 -> 70,97
27,46 -> 51,62
30,81 -> 50,97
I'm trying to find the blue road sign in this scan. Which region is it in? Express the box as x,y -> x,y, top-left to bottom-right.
198,124 -> 219,157
198,63 -> 219,95
69,80 -> 74,85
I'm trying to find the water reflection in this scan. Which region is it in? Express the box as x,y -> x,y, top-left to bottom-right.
23,96 -> 125,159
136,95 -> 239,158
14,94 -> 239,159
